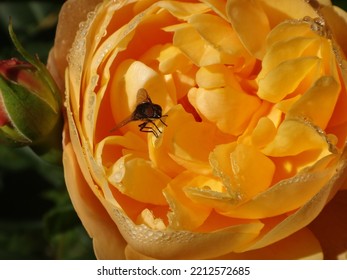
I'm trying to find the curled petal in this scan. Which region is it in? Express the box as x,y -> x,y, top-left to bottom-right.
163,171 -> 212,230
262,118 -> 331,157
251,117 -> 277,148
171,24 -> 240,66
209,143 -> 275,202
230,144 -> 275,200
189,87 -> 261,135
50,0 -> 103,83
287,76 -> 340,129
320,5 -> 347,58
226,0 -> 270,58
157,45 -> 192,74
257,57 -> 321,103
241,153 -> 347,251
108,154 -> 171,205
191,153 -> 339,219
259,37 -> 321,81
196,64 -> 243,89
110,206 -> 263,259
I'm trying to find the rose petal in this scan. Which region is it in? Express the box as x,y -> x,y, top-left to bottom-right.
275,95 -> 302,114
226,0 -> 270,58
287,76 -> 340,129
109,207 -> 263,259
163,171 -> 212,230
95,132 -> 148,169
188,154 -> 339,219
216,228 -> 323,260
240,153 -> 347,251
189,87 -> 261,135
68,0 -> 117,121
201,0 -> 228,21
158,1 -> 210,20
257,57 -> 321,103
125,245 -> 155,260
196,64 -> 242,90
63,141 -> 126,259
317,0 -> 332,5
259,0 -> 318,25
148,105 -> 192,177
51,0 -> 103,82
225,0 -> 318,58
66,79 -> 118,207
230,144 -> 275,200
209,143 -> 275,202
136,208 -> 166,230
262,118 -> 330,157
209,142 -> 237,192
266,21 -> 316,48
321,5 -> 347,58
258,37 -> 321,82
251,117 -> 277,148
170,121 -> 221,174
157,45 -> 192,74
172,23 -> 240,66
108,154 -> 171,205
188,13 -> 247,58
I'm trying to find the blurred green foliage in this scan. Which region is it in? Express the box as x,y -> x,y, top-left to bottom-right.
0,0 -> 346,260
0,1 -> 60,60
0,1 -> 94,259
334,0 -> 347,10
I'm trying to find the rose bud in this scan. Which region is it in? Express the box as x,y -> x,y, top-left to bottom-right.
0,58 -> 62,163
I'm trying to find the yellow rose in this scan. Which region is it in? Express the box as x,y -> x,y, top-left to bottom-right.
48,0 -> 347,259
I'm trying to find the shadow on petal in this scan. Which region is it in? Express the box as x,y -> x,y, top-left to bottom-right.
214,228 -> 322,260
309,190 -> 347,260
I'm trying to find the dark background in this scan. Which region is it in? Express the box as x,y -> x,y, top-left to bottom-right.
0,0 -> 346,259
0,0 -> 94,259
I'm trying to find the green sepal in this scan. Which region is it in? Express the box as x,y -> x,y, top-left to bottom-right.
8,19 -> 62,112
0,125 -> 31,146
0,75 -> 58,143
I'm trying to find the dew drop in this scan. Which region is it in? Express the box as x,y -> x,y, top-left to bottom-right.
303,16 -> 330,38
87,11 -> 95,20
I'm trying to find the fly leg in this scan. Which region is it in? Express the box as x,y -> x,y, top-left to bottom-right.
159,115 -> 168,127
138,120 -> 159,138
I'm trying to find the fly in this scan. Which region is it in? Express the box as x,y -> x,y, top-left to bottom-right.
111,88 -> 168,137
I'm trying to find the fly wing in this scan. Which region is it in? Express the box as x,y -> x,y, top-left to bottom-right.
110,114 -> 134,132
136,88 -> 152,104
110,89 -> 151,132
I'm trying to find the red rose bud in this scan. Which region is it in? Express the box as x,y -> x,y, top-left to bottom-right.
0,94 -> 10,127
0,58 -> 62,163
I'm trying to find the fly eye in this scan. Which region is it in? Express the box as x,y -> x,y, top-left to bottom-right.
153,105 -> 162,116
